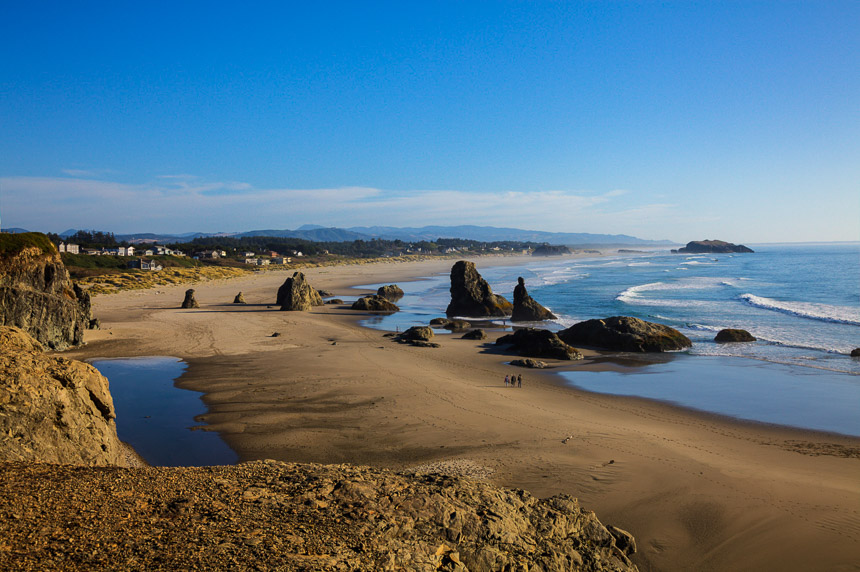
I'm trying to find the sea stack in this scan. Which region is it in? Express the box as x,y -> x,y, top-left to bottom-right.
446,260 -> 512,318
277,272 -> 323,311
559,316 -> 692,352
674,240 -> 754,254
511,277 -> 556,322
181,289 -> 199,309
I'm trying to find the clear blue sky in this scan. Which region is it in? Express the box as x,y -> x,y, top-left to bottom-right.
2,1 -> 858,242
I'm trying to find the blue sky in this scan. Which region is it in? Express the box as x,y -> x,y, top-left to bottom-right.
1,1 -> 857,242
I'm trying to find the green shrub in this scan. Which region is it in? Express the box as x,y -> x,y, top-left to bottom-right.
0,232 -> 57,257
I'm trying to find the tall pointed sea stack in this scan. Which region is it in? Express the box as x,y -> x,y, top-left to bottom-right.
181,289 -> 199,308
277,272 -> 324,311
446,261 -> 512,318
511,277 -> 556,322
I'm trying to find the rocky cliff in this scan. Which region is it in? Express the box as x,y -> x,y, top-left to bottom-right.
0,460 -> 638,571
0,233 -> 92,349
446,261 -> 513,318
0,326 -> 132,466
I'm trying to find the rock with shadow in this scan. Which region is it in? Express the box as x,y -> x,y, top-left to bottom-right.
277,272 -> 324,311
511,277 -> 556,322
446,260 -> 512,318
559,316 -> 691,352
181,289 -> 199,309
351,295 -> 399,312
376,284 -> 405,301
714,328 -> 756,342
496,328 -> 583,360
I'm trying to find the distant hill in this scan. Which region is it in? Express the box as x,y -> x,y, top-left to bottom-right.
1,227 -> 30,234
239,227 -> 370,242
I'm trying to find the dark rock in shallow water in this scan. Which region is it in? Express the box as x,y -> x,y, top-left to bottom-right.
376,284 -> 405,301
446,260 -> 512,318
559,316 -> 692,352
325,298 -> 344,305
443,319 -> 471,330
351,295 -> 399,312
429,317 -> 450,327
511,277 -> 556,322
851,348 -> 860,357
181,289 -> 199,309
316,289 -> 333,297
497,328 -> 583,360
714,328 -> 756,342
511,358 -> 547,369
674,240 -> 754,254
233,292 -> 246,304
461,329 -> 487,340
277,272 -> 324,311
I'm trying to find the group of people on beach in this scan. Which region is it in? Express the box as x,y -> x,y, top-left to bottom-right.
504,374 -> 522,388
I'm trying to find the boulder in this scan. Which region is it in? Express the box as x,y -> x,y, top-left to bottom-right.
461,329 -> 487,340
608,525 -> 637,557
443,319 -> 471,330
325,298 -> 344,305
351,295 -> 399,312
674,240 -> 754,254
233,292 -> 246,304
376,284 -> 405,301
397,326 -> 434,343
181,289 -> 199,309
496,328 -> 583,360
0,233 -> 93,350
714,328 -> 756,342
429,318 -> 451,327
851,348 -> 860,357
511,277 -> 557,322
0,326 -> 134,466
446,260 -> 512,318
277,272 -> 324,311
559,316 -> 692,352
510,358 -> 548,369
316,289 -> 334,297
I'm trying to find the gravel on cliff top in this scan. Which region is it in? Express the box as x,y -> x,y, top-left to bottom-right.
0,460 -> 637,571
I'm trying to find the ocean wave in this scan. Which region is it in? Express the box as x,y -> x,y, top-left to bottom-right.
739,294 -> 860,326
680,260 -> 716,266
627,262 -> 652,267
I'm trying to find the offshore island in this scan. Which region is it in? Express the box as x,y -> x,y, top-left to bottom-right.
2,230 -> 859,571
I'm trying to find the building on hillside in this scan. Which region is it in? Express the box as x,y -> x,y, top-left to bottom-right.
243,251 -> 255,257
127,258 -> 162,271
58,242 -> 80,254
272,257 -> 291,264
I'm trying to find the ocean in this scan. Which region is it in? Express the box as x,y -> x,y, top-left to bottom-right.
356,243 -> 860,436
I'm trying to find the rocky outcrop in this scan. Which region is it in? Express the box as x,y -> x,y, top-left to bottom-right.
714,329 -> 756,342
0,326 -> 132,466
446,261 -> 512,318
397,326 -> 435,343
850,348 -> 860,357
461,329 -> 487,340
497,328 -> 583,360
233,292 -> 246,304
351,295 -> 399,312
430,317 -> 451,327
0,233 -> 92,350
181,289 -> 199,308
674,240 -> 754,254
0,460 -> 638,571
377,284 -> 405,301
511,358 -> 548,368
559,317 -> 692,352
511,277 -> 556,322
325,298 -> 344,305
533,244 -> 572,256
277,272 -> 324,311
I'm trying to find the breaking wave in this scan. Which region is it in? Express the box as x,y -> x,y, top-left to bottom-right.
740,294 -> 860,326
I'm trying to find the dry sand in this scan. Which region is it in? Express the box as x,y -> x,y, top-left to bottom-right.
65,256 -> 860,572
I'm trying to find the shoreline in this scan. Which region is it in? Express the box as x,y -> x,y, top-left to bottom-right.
64,255 -> 860,571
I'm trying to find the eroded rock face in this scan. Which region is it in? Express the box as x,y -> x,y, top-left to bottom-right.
0,240 -> 92,350
397,326 -> 434,343
277,272 -> 324,311
461,329 -> 487,340
351,295 -> 399,312
0,460 -> 638,571
233,292 -> 246,304
559,316 -> 692,352
511,277 -> 556,322
0,326 -> 131,466
714,329 -> 756,342
446,261 -> 512,318
181,289 -> 199,309
497,328 -> 583,361
376,284 -> 405,301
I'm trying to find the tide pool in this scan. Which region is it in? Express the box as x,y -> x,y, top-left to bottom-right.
91,357 -> 238,466
560,355 -> 860,437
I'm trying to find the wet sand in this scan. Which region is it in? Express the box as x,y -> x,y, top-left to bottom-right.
65,256 -> 860,572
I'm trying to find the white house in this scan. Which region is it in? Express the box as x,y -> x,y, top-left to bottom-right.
58,242 -> 80,254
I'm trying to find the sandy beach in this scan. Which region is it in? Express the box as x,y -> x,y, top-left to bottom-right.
65,257 -> 860,572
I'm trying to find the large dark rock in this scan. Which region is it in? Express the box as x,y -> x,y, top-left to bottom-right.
0,233 -> 92,350
497,328 -> 583,360
181,289 -> 199,309
233,292 -> 246,304
674,240 -> 754,254
461,329 -> 487,340
446,260 -> 512,318
559,316 -> 692,352
376,284 -> 405,301
0,326 -> 133,466
277,272 -> 324,311
351,295 -> 399,312
397,326 -> 434,343
533,244 -> 572,256
850,348 -> 860,357
511,358 -> 548,369
714,328 -> 756,342
511,277 -> 556,322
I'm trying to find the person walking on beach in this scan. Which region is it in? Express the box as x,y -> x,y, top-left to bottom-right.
504,375 -> 510,388
517,374 -> 522,388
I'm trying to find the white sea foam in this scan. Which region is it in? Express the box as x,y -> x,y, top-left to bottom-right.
739,294 -> 860,326
627,261 -> 652,267
680,260 -> 716,266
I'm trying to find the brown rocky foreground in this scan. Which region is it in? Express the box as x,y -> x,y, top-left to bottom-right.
0,460 -> 636,571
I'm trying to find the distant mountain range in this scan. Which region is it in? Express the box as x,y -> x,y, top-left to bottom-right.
8,225 -> 674,246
